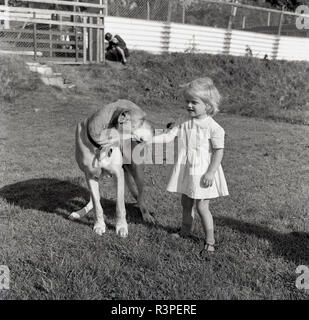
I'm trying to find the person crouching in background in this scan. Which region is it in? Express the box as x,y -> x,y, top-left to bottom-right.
105,32 -> 130,65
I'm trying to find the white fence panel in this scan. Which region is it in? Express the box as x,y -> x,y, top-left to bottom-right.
106,17 -> 308,62
105,17 -> 228,55
277,36 -> 309,61
105,16 -> 165,53
169,23 -> 226,54
230,30 -> 276,58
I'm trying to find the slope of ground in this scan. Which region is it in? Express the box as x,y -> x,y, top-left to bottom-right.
54,52 -> 309,125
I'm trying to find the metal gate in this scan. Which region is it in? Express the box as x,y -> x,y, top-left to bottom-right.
0,0 -> 107,63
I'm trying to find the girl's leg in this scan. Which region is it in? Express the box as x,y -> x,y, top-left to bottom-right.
196,199 -> 215,251
180,194 -> 195,236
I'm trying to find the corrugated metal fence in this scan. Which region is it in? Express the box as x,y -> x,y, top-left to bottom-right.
105,16 -> 309,61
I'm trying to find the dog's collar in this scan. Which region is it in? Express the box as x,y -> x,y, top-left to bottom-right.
86,121 -> 103,150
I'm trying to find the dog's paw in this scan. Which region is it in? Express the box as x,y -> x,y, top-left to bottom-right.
68,212 -> 81,220
93,222 -> 106,236
140,207 -> 156,224
116,222 -> 128,238
143,213 -> 156,224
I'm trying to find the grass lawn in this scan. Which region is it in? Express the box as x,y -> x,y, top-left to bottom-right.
0,53 -> 308,299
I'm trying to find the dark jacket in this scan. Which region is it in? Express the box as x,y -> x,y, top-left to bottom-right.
106,35 -> 130,57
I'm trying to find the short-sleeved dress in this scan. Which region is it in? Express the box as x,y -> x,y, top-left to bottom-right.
153,116 -> 229,199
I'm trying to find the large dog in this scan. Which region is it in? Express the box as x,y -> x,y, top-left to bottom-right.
69,100 -> 155,238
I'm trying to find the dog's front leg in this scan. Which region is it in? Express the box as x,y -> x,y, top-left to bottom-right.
86,174 -> 106,236
69,198 -> 93,220
114,168 -> 128,238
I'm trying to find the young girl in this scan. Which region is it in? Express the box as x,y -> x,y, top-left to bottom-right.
150,77 -> 229,254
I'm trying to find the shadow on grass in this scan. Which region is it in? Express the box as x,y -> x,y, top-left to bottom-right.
216,216 -> 309,265
0,177 -> 157,230
1,178 -> 308,264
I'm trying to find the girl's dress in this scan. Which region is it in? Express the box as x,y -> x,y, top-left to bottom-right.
153,116 -> 229,199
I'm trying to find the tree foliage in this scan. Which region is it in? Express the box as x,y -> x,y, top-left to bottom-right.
249,0 -> 308,11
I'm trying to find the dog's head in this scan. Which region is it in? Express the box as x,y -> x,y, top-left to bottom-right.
110,100 -> 154,143
88,100 -> 154,145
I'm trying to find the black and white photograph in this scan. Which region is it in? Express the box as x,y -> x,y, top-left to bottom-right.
0,0 -> 308,306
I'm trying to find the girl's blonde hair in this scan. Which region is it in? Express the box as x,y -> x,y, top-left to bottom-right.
181,77 -> 221,116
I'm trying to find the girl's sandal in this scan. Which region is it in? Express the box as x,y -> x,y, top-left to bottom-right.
199,241 -> 215,256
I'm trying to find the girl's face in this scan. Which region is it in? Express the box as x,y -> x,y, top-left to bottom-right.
184,91 -> 208,119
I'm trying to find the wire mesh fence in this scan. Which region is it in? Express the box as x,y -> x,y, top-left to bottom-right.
106,0 -> 205,23
105,0 -> 308,37
232,5 -> 298,33
0,0 -> 308,63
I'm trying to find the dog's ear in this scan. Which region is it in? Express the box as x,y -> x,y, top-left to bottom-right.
118,110 -> 131,124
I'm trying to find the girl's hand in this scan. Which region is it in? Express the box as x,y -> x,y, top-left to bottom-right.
202,172 -> 215,188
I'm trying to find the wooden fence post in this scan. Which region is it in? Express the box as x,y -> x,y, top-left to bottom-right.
115,0 -> 119,16
267,12 -> 271,26
4,0 -> 9,29
83,17 -> 87,63
147,1 -> 150,20
242,16 -> 246,29
167,0 -> 172,23
182,0 -> 186,24
278,6 -> 285,36
74,4 -> 78,62
102,21 -> 105,64
89,17 -> 93,63
33,12 -> 37,61
49,24 -> 52,58
99,0 -> 104,63
59,14 -> 62,32
228,1 -> 237,30
96,17 -> 100,63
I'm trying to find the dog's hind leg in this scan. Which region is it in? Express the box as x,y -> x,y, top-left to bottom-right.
123,165 -> 138,201
86,174 -> 106,236
129,164 -> 155,224
69,198 -> 93,220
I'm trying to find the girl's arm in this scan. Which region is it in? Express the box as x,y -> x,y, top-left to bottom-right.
149,126 -> 179,144
202,148 -> 224,188
203,119 -> 225,187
